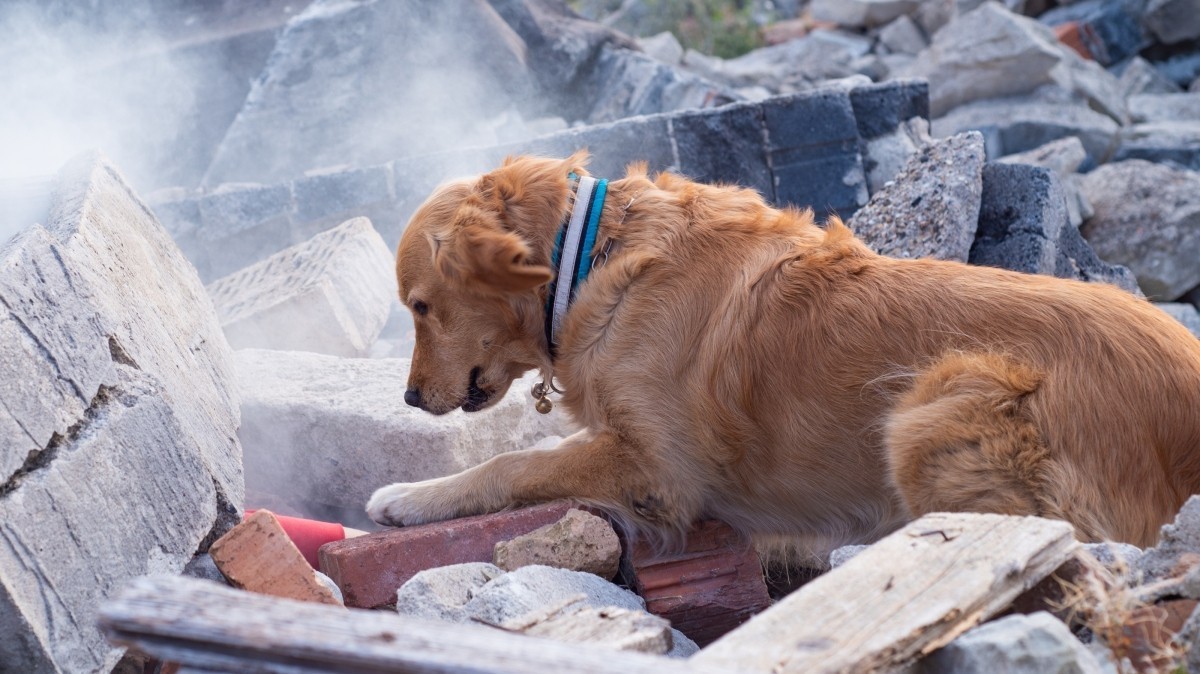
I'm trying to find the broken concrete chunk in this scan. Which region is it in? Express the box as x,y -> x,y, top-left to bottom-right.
809,0 -> 920,29
916,612 -> 1104,674
1136,496 -> 1200,586
1080,160 -> 1200,299
877,15 -> 928,56
237,350 -> 574,525
0,153 -> 242,673
997,137 -> 1087,177
493,509 -> 622,579
466,564 -> 646,627
504,595 -> 675,655
395,562 -> 506,623
207,217 -> 396,357
1113,121 -> 1200,171
849,131 -> 984,262
1129,93 -> 1200,124
1144,0 -> 1200,46
1119,57 -> 1184,98
829,544 -> 869,569
209,510 -> 343,606
904,3 -> 1063,116
971,162 -> 1140,294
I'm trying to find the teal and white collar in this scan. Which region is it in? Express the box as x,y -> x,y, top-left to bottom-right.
544,173 -> 607,356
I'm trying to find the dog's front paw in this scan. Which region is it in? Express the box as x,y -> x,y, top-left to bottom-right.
366,478 -> 452,527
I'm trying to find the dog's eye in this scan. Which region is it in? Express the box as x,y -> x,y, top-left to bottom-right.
412,300 -> 429,316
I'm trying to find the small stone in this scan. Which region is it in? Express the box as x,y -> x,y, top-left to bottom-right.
829,545 -> 870,568
1136,496 -> 1200,586
1144,0 -> 1200,46
503,596 -> 675,655
917,612 -> 1104,673
636,31 -> 683,65
877,14 -> 928,56
395,562 -> 505,623
493,509 -> 622,579
1081,541 -> 1144,572
1119,57 -> 1183,98
998,137 -> 1087,177
849,131 -> 985,262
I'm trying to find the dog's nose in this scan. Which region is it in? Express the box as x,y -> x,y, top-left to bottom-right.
404,388 -> 421,408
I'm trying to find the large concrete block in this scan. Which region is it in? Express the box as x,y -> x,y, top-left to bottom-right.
236,349 -> 575,527
671,102 -> 772,197
0,153 -> 242,672
763,88 -> 868,219
1113,121 -> 1200,171
207,217 -> 397,357
970,162 -> 1139,293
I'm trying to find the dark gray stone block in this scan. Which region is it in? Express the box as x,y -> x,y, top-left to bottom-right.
672,102 -> 772,197
1039,0 -> 1148,65
849,79 -> 930,141
970,163 -> 1139,293
294,165 -> 394,225
763,89 -> 867,219
1113,122 -> 1200,171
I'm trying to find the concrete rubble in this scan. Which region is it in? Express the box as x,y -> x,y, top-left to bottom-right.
4,0 -> 1200,670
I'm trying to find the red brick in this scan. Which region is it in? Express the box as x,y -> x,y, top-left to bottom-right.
319,501 -> 575,608
1054,22 -> 1094,60
209,510 -> 342,606
623,520 -> 771,647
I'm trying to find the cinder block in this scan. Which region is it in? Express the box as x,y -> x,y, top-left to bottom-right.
206,217 -> 396,357
621,520 -> 771,647
848,79 -> 929,141
319,501 -> 576,609
209,510 -> 343,606
763,89 -> 868,219
293,164 -> 394,224
672,102 -> 773,197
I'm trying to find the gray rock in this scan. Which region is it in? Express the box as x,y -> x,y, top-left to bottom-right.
1038,0 -> 1147,66
203,0 -> 539,186
465,565 -> 646,627
1144,0 -> 1200,46
1118,57 -> 1183,98
182,553 -> 228,585
877,14 -> 928,56
861,117 -> 932,193
1049,52 -> 1128,124
396,562 -> 505,623
850,131 -> 985,262
809,0 -> 921,29
904,3 -> 1064,116
970,163 -> 1140,294
1129,93 -> 1200,124
503,596 -> 675,655
1081,542 -> 1144,572
0,153 -> 241,672
829,545 -> 869,568
1080,160 -> 1200,299
932,97 -> 1120,170
1136,495 -> 1200,585
849,78 -> 931,141
636,31 -> 683,65
1175,599 -> 1200,674
236,350 -> 575,527
1113,121 -> 1200,171
206,218 -> 397,357
916,612 -> 1103,673
1157,303 -> 1200,338
314,570 -> 345,606
998,137 -> 1087,177
685,34 -> 859,93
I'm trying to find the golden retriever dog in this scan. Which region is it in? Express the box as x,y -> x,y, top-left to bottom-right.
367,151 -> 1200,553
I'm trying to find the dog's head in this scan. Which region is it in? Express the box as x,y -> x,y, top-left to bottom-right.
396,153 -> 585,414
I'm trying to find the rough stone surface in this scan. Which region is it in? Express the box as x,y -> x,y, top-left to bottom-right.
395,562 -> 506,623
493,509 -> 622,579
829,545 -> 869,568
905,3 -> 1064,116
878,15 -> 928,55
207,217 -> 396,357
997,137 -> 1087,177
1038,0 -> 1147,65
1144,0 -> 1200,46
971,163 -> 1140,294
209,510 -> 342,606
1136,496 -> 1200,585
916,612 -> 1103,673
505,597 -> 676,655
861,117 -> 931,194
932,97 -> 1120,170
1158,303 -> 1200,339
1129,93 -> 1200,124
1113,122 -> 1200,171
236,349 -> 574,524
320,501 -> 576,609
1081,542 -> 1144,572
0,153 -> 243,672
1050,52 -> 1128,125
809,0 -> 920,28
636,31 -> 684,65
1119,57 -> 1183,98
1080,160 -> 1200,300
849,131 -> 984,262
466,564 -> 647,626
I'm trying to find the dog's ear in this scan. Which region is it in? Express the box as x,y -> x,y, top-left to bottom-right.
430,204 -> 553,294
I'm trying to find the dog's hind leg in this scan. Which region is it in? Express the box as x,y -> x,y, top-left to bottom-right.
367,429 -> 701,539
884,352 -> 1090,534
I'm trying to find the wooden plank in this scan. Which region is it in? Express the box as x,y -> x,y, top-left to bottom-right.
693,512 -> 1078,674
99,575 -> 734,674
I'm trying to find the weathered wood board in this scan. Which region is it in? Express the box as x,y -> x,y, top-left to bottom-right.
693,512 -> 1078,673
99,575 -> 733,674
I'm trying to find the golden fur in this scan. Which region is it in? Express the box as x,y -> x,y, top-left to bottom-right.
367,152 -> 1200,552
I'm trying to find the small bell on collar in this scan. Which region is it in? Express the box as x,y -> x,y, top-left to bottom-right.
531,380 -> 554,414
